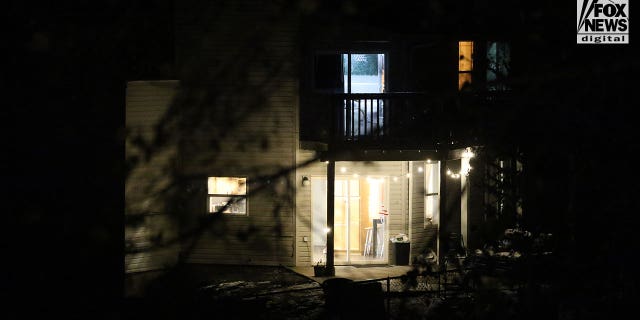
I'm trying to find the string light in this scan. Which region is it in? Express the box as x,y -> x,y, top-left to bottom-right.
446,167 -> 472,179
462,147 -> 475,159
445,147 -> 476,179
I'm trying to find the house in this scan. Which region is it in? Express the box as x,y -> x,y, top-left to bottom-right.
125,0 -> 525,275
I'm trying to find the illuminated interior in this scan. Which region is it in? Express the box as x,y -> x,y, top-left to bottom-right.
311,172 -> 390,265
207,177 -> 247,214
458,41 -> 474,90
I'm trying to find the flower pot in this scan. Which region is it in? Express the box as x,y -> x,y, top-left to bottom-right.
314,265 -> 328,277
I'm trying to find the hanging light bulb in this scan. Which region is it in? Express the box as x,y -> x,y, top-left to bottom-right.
462,147 -> 475,158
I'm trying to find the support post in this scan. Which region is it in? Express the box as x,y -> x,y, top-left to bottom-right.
438,153 -> 448,265
326,160 -> 336,276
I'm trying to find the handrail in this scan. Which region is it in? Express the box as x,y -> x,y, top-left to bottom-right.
300,91 -> 513,151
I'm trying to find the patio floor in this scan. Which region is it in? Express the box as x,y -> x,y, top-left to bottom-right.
287,265 -> 413,283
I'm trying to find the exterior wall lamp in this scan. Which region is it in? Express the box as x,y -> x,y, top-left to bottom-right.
301,176 -> 310,186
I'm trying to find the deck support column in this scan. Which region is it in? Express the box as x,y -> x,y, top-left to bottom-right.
438,152 -> 448,265
326,160 -> 336,276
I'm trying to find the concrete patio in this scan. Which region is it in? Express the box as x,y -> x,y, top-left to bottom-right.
287,265 -> 413,283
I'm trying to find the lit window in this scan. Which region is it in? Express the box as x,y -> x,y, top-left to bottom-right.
424,162 -> 440,227
458,41 -> 473,91
207,177 -> 247,215
486,41 -> 510,91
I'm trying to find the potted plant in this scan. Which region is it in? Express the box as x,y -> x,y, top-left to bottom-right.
314,259 -> 328,277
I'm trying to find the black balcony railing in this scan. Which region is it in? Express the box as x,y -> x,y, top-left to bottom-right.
300,91 -> 512,151
331,92 -> 451,148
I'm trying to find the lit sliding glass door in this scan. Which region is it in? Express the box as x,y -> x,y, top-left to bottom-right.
334,178 -> 360,264
342,53 -> 386,138
311,175 -> 389,266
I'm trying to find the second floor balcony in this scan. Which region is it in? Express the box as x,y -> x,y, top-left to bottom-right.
300,91 -> 513,153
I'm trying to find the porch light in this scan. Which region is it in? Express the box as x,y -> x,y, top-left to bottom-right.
340,167 -> 347,173
462,147 -> 475,158
418,166 -> 423,173
301,176 -> 310,186
323,227 -> 331,234
427,159 -> 431,163
393,177 -> 398,182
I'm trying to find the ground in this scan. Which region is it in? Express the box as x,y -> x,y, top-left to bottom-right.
123,264 -> 557,320
124,264 -> 327,319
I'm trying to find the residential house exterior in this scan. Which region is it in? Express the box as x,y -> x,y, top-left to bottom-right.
125,0 -> 524,275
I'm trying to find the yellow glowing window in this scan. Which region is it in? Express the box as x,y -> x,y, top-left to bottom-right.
207,177 -> 247,215
458,41 -> 474,90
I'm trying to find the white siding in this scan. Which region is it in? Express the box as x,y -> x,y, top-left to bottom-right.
125,80 -> 180,273
409,161 -> 438,262
175,0 -> 299,266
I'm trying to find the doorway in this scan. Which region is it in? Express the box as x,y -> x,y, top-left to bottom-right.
311,176 -> 389,265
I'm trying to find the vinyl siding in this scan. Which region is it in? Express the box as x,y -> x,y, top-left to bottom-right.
125,80 -> 180,273
409,161 -> 438,262
294,150 -> 326,266
175,0 -> 299,266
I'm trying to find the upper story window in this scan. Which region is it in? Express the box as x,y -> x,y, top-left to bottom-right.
458,41 -> 474,91
458,40 -> 511,92
310,51 -> 387,139
486,41 -> 510,91
207,177 -> 247,215
313,54 -> 343,93
312,52 -> 386,94
343,53 -> 385,93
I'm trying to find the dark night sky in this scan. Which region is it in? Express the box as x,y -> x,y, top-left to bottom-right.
7,0 -> 639,317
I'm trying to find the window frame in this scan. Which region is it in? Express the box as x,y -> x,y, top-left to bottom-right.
308,44 -> 391,94
485,41 -> 511,91
206,176 -> 248,216
458,40 -> 474,91
424,161 -> 440,228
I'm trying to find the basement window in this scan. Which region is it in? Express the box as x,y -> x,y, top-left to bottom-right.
207,177 -> 247,215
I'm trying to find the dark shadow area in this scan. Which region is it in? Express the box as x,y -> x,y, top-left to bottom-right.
9,1 -> 638,319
